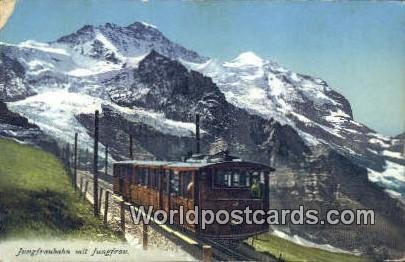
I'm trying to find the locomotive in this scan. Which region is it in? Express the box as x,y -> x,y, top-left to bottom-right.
113,152 -> 273,239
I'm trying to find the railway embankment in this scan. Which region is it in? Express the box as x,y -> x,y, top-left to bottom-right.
0,138 -> 119,241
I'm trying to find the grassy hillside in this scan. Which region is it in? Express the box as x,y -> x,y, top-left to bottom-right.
248,234 -> 365,262
0,138 -> 119,241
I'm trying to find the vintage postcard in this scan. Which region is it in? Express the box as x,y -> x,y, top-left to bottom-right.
0,1 -> 404,261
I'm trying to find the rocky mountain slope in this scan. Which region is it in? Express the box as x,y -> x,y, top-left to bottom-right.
0,101 -> 58,153
0,21 -> 404,258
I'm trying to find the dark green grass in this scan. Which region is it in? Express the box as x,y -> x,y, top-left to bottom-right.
0,138 -> 119,241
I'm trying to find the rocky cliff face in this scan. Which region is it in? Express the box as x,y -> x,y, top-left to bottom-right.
0,101 -> 58,153
83,51 -> 311,167
0,52 -> 33,101
1,21 -> 404,258
270,148 -> 405,257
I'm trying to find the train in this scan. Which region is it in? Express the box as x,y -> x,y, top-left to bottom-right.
113,152 -> 274,240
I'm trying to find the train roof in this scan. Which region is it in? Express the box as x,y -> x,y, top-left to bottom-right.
116,160 -> 170,166
115,159 -> 274,171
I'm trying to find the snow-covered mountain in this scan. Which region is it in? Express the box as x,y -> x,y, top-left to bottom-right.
1,21 -> 404,257
188,51 -> 405,197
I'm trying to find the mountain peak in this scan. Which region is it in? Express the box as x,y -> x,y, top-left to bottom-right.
127,21 -> 158,30
225,51 -> 264,68
143,49 -> 169,62
54,21 -> 207,63
56,24 -> 96,44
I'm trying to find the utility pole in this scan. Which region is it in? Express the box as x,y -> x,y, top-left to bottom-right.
105,145 -> 108,176
403,142 -> 405,157
74,133 -> 78,191
66,143 -> 71,174
129,134 -> 133,160
93,110 -> 99,216
195,113 -> 200,154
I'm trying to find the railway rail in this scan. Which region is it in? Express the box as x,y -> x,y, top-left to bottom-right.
205,239 -> 276,261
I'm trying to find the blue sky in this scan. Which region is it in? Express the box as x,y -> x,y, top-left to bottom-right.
1,0 -> 404,136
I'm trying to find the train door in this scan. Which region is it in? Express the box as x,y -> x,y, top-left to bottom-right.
158,168 -> 164,209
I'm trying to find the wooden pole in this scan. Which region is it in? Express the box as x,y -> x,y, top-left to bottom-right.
103,191 -> 110,225
98,187 -> 104,213
195,113 -> 200,154
85,148 -> 90,171
104,145 -> 108,176
83,180 -> 89,200
202,245 -> 212,262
93,110 -> 99,216
129,135 -> 133,160
264,171 -> 270,212
79,177 -> 83,196
142,223 -> 148,250
120,200 -> 126,234
66,143 -> 71,175
74,133 -> 78,191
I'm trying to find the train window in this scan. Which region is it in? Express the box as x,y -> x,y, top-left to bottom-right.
162,170 -> 169,193
232,171 -> 249,187
213,170 -> 232,188
145,168 -> 149,185
250,172 -> 265,199
135,168 -> 149,185
134,167 -> 140,184
130,167 -> 137,184
213,170 -> 252,188
180,171 -> 193,198
148,169 -> 153,187
170,171 -> 180,196
148,169 -> 159,188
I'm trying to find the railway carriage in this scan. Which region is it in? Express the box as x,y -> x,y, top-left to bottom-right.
113,153 -> 274,240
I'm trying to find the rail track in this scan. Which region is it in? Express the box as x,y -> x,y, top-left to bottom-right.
205,239 -> 276,261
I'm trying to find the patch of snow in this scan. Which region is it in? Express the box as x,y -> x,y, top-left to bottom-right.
66,62 -> 121,76
115,106 -> 204,137
8,89 -> 103,150
349,120 -> 363,127
368,161 -> 405,198
368,132 -> 391,142
8,89 -> 203,153
247,87 -> 266,100
382,160 -> 405,182
140,21 -> 157,29
385,189 -> 402,199
297,131 -> 320,146
19,40 -> 70,56
67,68 -> 95,77
25,59 -> 55,75
346,128 -> 360,134
324,109 -> 350,124
367,148 -> 379,155
95,30 -> 123,59
272,230 -> 353,254
267,71 -> 285,97
382,150 -> 404,159
290,112 -> 312,124
125,54 -> 148,68
223,51 -> 264,68
369,138 -> 390,148
290,72 -> 300,82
